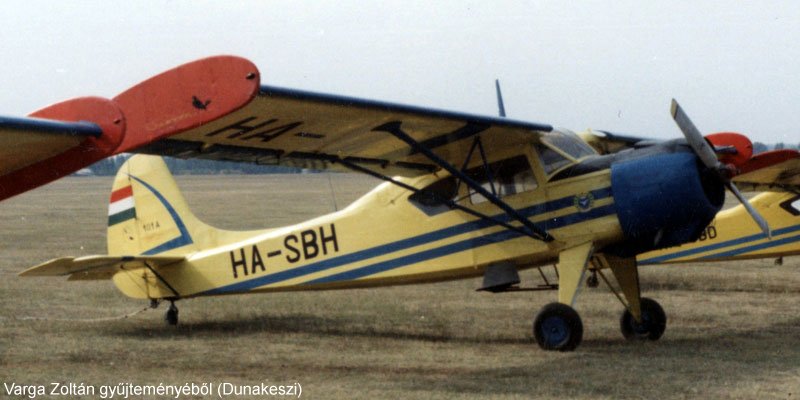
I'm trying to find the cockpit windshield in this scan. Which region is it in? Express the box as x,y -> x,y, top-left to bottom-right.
535,130 -> 596,175
541,130 -> 596,159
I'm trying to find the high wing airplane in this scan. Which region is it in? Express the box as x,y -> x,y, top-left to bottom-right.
637,191 -> 800,265
17,56 -> 800,352
0,56 -> 260,201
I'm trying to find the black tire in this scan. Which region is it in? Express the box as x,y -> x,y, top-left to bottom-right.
533,302 -> 583,351
620,297 -> 666,341
165,303 -> 179,326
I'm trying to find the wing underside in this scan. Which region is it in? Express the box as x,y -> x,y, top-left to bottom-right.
733,157 -> 800,192
136,86 -> 553,176
0,116 -> 101,175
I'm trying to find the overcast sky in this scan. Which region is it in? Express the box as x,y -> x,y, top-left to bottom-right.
1,1 -> 798,144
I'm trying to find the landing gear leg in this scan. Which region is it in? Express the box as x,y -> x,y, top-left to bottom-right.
533,241 -> 592,352
595,255 -> 668,342
165,301 -> 178,326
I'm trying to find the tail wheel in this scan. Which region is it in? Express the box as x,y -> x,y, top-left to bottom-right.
620,297 -> 666,340
533,302 -> 583,351
165,301 -> 179,326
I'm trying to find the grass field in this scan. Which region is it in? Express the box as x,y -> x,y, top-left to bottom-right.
1,175 -> 798,399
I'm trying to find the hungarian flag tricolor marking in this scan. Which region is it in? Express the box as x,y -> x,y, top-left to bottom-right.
108,185 -> 136,226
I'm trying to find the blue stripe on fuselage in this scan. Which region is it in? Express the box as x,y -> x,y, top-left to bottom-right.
696,232 -> 800,260
305,204 -> 617,285
639,223 -> 800,264
202,189 -> 614,295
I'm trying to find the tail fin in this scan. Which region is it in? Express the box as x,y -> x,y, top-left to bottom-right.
107,155 -> 203,255
108,155 -> 270,256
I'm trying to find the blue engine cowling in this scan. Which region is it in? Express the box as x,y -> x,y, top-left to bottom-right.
608,151 -> 725,256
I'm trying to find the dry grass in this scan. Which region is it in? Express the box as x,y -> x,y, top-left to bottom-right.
0,175 -> 799,399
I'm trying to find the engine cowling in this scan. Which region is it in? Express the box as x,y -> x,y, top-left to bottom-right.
609,151 -> 725,256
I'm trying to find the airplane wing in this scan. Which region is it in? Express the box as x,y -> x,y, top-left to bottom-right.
733,150 -> 800,191
136,86 -> 554,176
0,116 -> 101,174
0,56 -> 260,202
0,96 -> 129,200
19,255 -> 185,280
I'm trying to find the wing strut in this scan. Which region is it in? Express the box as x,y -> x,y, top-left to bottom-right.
457,135 -> 496,196
373,121 -> 553,242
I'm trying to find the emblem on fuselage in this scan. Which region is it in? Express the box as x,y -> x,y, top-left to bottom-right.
573,192 -> 594,212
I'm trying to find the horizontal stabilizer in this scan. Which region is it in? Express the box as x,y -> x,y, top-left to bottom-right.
19,255 -> 185,279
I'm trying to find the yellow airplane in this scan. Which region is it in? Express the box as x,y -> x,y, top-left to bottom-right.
638,191 -> 800,265
18,56 -> 800,352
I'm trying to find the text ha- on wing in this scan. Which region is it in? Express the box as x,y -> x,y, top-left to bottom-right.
135,85 -> 554,176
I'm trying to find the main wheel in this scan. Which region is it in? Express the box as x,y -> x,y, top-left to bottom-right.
533,302 -> 583,351
620,297 -> 666,340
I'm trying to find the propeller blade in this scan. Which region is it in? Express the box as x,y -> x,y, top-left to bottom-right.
726,181 -> 771,238
670,99 -> 720,170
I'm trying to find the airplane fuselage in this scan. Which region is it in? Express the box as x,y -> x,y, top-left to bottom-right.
113,164 -> 624,299
112,137 -> 725,300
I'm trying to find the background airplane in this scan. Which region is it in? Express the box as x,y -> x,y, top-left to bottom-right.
639,191 -> 800,265
17,56 -> 800,352
0,56 -> 260,201
579,130 -> 800,265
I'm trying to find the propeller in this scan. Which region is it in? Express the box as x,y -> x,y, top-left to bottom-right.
670,99 -> 771,238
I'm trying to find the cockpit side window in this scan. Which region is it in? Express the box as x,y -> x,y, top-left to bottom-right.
780,195 -> 800,216
409,155 -> 538,214
466,155 -> 538,204
409,176 -> 457,208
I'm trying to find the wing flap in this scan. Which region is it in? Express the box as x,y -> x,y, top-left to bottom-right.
137,85 -> 553,176
19,255 -> 185,279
